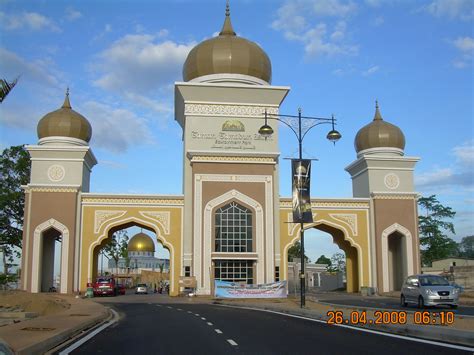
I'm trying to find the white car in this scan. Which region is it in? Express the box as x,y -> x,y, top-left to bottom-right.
135,283 -> 148,294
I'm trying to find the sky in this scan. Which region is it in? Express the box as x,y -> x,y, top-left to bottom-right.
1,0 -> 473,264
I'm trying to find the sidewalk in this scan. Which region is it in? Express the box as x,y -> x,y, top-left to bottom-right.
0,295 -> 110,355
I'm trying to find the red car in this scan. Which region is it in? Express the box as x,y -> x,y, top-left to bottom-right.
93,277 -> 117,296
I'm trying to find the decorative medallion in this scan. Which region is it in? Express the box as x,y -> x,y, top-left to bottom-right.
384,173 -> 400,190
222,120 -> 245,132
47,164 -> 65,182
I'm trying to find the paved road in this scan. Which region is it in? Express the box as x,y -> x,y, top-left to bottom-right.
311,293 -> 474,316
68,296 -> 471,354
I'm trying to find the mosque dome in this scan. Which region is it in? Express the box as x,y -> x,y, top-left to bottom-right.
354,102 -> 405,154
182,3 -> 272,84
37,90 -> 92,143
127,232 -> 155,253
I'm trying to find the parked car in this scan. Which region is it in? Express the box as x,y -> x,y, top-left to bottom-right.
93,277 -> 117,296
135,283 -> 148,294
117,284 -> 126,295
400,274 -> 459,309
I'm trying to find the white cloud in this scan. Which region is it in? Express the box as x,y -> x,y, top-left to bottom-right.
272,1 -> 358,58
82,101 -> 154,153
0,11 -> 60,32
0,48 -> 61,87
65,7 -> 82,21
416,141 -> 474,189
451,36 -> 474,68
93,34 -> 195,95
372,16 -> 385,26
424,0 -> 473,21
362,65 -> 380,76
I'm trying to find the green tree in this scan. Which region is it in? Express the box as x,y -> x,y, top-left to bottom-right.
458,235 -> 474,258
0,77 -> 19,103
328,252 -> 346,273
0,145 -> 31,275
418,195 -> 458,266
287,241 -> 309,263
102,230 -> 129,274
315,255 -> 331,266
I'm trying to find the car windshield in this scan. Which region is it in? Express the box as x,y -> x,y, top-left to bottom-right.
97,278 -> 111,283
419,276 -> 449,286
137,284 -> 147,287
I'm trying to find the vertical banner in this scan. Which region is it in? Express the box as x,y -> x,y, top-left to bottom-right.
292,159 -> 313,223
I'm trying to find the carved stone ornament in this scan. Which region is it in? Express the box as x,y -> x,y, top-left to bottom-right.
47,164 -> 65,182
384,173 -> 400,190
185,104 -> 278,117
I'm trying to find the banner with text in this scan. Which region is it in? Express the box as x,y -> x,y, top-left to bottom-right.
292,159 -> 313,223
214,280 -> 287,299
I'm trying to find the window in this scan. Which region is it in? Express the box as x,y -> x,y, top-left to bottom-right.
215,202 -> 252,252
185,266 -> 191,277
275,266 -> 280,282
214,260 -> 253,284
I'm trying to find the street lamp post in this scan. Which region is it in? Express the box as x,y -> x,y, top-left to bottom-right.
258,108 -> 341,308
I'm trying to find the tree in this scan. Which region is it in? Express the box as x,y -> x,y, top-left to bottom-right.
0,145 -> 31,275
328,253 -> 346,273
458,235 -> 474,258
102,230 -> 129,273
315,255 -> 331,266
287,241 -> 309,263
418,195 -> 458,266
0,77 -> 19,103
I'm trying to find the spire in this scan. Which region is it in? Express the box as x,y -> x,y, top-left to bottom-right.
62,87 -> 71,109
373,99 -> 383,121
219,0 -> 236,36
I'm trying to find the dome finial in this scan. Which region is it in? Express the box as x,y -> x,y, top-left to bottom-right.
374,99 -> 382,121
220,0 -> 236,36
62,87 -> 72,109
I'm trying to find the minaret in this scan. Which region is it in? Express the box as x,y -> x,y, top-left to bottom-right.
346,101 -> 420,293
21,90 -> 97,294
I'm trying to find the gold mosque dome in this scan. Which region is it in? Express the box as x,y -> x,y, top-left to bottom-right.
182,3 -> 272,84
37,89 -> 92,143
127,232 -> 155,253
354,101 -> 405,153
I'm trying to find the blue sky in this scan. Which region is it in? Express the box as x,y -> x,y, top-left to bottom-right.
1,0 -> 473,263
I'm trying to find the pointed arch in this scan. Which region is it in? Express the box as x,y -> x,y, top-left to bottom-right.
381,223 -> 414,292
32,219 -> 70,293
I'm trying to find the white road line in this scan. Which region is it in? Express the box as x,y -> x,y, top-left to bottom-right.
207,322 -> 213,326
227,339 -> 238,346
177,308 -> 183,311
187,311 -> 192,313
156,305 -> 162,307
195,313 -> 200,316
167,306 -> 172,309
201,317 -> 206,320
217,305 -> 474,353
58,309 -> 119,355
215,329 -> 223,334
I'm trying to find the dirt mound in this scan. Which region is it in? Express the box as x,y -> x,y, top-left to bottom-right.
0,290 -> 70,316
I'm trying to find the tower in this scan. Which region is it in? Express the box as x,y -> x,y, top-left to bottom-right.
345,102 -> 420,292
21,91 -> 97,293
175,5 -> 289,294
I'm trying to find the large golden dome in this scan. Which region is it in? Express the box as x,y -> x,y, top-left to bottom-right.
182,4 -> 272,84
354,102 -> 405,153
127,232 -> 155,252
37,90 -> 92,143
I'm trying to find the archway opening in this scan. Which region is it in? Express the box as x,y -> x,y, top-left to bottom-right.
92,222 -> 170,294
41,227 -> 62,292
387,231 -> 407,291
287,224 -> 360,294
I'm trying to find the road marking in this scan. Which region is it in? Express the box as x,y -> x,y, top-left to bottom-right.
195,313 -> 200,316
218,305 -> 474,353
156,305 -> 162,307
201,317 -> 206,320
215,329 -> 223,334
207,322 -> 213,326
167,306 -> 172,309
187,311 -> 192,314
177,308 -> 183,311
227,339 -> 238,346
58,309 -> 119,355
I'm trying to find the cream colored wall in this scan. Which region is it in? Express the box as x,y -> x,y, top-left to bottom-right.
279,199 -> 371,292
79,196 -> 183,296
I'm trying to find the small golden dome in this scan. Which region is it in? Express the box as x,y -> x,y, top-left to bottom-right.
127,232 -> 155,252
37,90 -> 92,142
354,101 -> 405,153
182,3 -> 272,83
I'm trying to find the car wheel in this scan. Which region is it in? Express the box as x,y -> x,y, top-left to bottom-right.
417,296 -> 424,309
400,294 -> 407,307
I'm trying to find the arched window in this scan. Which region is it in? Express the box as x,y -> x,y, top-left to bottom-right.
215,201 -> 252,252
